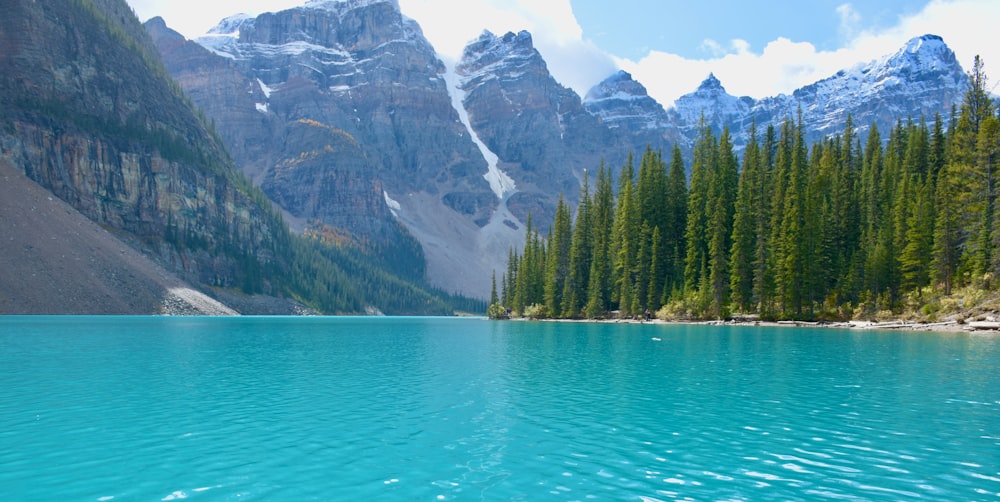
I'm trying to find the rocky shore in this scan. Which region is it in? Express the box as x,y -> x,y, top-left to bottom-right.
525,315 -> 1000,334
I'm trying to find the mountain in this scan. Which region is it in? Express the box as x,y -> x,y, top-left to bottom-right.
0,0 -> 292,305
770,34 -> 967,139
148,0 -> 512,296
0,0 -> 472,314
147,0 -> 969,299
583,69 -> 678,155
659,34 -> 968,151
456,30 -> 620,224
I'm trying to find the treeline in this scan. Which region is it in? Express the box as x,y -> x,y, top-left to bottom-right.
288,230 -> 486,315
494,57 -> 999,321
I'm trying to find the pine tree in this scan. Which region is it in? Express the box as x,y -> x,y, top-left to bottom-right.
512,216 -> 534,313
941,56 -> 996,286
489,270 -> 499,306
505,246 -> 518,310
637,147 -> 668,311
775,117 -> 808,316
859,124 -> 892,309
829,116 -> 862,305
706,127 -> 738,317
901,175 -> 935,292
585,162 -> 615,318
754,125 -> 778,316
647,225 -> 664,312
562,172 -> 593,317
932,164 -> 961,293
807,139 -> 837,309
730,123 -> 760,313
683,120 -> 715,310
664,144 -> 688,303
982,115 -> 1000,278
611,162 -> 639,316
543,195 -> 573,317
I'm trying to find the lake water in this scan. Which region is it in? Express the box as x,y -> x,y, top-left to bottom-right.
0,316 -> 998,501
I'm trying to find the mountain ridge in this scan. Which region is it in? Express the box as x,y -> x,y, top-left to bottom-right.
0,0 -> 475,314
149,0 -> 970,298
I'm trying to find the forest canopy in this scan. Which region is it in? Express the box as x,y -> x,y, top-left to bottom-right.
493,56 -> 999,322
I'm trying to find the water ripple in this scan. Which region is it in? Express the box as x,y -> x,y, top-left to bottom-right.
1,318 -> 998,500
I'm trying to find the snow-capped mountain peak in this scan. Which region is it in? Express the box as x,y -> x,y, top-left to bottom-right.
583,70 -> 670,131
697,73 -> 724,92
584,70 -> 649,102
458,30 -> 538,73
672,73 -> 753,131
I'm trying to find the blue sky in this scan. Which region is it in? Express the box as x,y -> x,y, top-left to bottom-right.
571,0 -> 930,60
127,0 -> 998,106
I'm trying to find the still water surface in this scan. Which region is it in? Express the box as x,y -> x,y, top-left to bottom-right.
0,316 -> 998,500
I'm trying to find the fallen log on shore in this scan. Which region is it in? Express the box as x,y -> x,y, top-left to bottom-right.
967,321 -> 1000,330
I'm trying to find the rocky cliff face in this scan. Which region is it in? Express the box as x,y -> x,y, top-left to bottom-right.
583,70 -> 681,159
0,0 -> 289,295
456,30 -> 620,225
150,0 -> 506,291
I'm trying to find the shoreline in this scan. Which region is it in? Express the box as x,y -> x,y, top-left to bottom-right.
518,316 -> 1000,334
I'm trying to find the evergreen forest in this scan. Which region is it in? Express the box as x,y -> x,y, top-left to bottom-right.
491,57 -> 1000,322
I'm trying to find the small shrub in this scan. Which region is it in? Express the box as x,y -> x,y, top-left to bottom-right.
487,302 -> 507,320
523,303 -> 546,320
657,300 -> 692,321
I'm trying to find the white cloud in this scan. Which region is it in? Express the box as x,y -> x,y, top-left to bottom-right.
620,0 -> 999,107
837,3 -> 862,40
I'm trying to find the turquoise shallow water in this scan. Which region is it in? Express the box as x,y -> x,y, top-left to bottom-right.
0,316 -> 998,500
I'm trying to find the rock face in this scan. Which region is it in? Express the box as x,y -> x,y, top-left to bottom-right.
456,30 -> 620,224
0,158 -> 233,315
149,0 -> 502,291
0,0 -> 292,303
583,69 -> 680,159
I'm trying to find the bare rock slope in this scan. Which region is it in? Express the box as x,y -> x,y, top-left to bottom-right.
0,159 -> 235,315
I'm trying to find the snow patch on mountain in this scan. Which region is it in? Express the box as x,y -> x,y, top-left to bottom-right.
383,190 -> 401,216
443,65 -> 515,199
256,78 -> 273,98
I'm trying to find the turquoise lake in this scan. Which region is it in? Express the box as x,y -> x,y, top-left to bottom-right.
0,316 -> 998,500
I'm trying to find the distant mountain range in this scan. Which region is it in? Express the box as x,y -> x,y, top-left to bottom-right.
143,0 -> 968,298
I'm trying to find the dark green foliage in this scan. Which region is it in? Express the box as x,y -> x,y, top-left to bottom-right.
585,163 -> 615,318
561,172 -> 593,317
285,235 -> 480,315
543,196 -> 573,317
